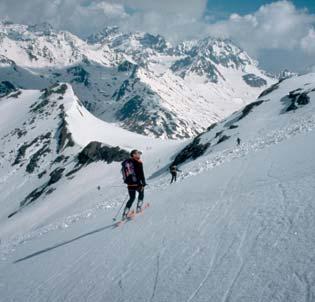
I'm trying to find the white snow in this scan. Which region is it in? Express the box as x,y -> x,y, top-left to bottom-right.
0,74 -> 314,301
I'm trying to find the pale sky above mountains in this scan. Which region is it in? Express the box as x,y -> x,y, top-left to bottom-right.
0,0 -> 314,72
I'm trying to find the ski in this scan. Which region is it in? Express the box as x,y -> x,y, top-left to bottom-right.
113,203 -> 150,228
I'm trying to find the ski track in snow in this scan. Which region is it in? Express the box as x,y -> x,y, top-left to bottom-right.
149,253 -> 161,302
1,112 -> 315,261
26,248 -> 91,302
221,223 -> 250,302
194,158 -> 246,293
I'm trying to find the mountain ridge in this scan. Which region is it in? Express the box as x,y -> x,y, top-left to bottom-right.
0,21 -> 275,138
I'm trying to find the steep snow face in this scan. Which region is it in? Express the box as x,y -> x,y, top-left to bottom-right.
0,74 -> 314,302
0,22 -> 275,138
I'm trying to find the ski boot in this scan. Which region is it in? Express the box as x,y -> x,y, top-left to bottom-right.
136,199 -> 144,213
122,207 -> 130,221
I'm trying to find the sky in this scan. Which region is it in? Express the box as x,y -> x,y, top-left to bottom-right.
206,0 -> 315,18
0,0 -> 314,73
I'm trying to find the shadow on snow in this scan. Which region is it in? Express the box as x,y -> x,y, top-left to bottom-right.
14,222 -> 118,264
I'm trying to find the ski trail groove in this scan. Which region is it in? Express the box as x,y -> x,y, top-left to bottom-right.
186,161 -> 248,302
186,241 -> 221,302
150,253 -> 160,302
26,248 -> 90,302
222,222 -> 250,302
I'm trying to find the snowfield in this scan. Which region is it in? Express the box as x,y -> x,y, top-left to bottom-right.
0,73 -> 315,301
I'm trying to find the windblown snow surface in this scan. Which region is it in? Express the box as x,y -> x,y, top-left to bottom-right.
0,74 -> 315,301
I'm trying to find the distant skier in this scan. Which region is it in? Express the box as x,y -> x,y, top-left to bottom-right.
170,164 -> 181,184
121,149 -> 147,219
236,137 -> 241,146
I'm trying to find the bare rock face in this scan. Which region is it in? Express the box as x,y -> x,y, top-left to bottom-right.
0,81 -> 16,97
78,141 -> 129,165
281,89 -> 311,113
243,74 -> 267,87
172,137 -> 210,166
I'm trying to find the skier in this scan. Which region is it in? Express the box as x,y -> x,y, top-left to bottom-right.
236,137 -> 241,146
121,149 -> 147,220
170,164 -> 181,184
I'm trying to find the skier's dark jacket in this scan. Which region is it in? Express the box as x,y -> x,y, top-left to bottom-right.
128,158 -> 146,187
170,165 -> 181,173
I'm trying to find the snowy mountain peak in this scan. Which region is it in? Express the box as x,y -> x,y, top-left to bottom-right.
86,26 -> 121,44
87,26 -> 170,51
0,21 -> 56,40
26,22 -> 54,35
171,37 -> 259,83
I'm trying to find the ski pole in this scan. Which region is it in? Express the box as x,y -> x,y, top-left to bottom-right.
112,197 -> 128,221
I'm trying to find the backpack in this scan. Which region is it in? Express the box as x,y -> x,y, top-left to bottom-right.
121,159 -> 137,184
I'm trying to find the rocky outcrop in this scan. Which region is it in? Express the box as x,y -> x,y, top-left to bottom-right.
172,137 -> 210,166
13,132 -> 51,167
116,95 -> 143,119
57,105 -> 75,153
225,100 -> 264,128
239,100 -> 265,120
113,80 -> 130,102
78,141 -> 129,165
243,74 -> 267,87
67,66 -> 90,87
281,89 -> 311,113
57,117 -> 75,153
8,167 -> 66,218
118,60 -> 137,73
258,82 -> 280,98
0,81 -> 16,97
217,135 -> 230,144
40,83 -> 68,99
26,144 -> 51,173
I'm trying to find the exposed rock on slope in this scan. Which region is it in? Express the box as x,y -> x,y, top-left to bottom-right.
78,142 -> 129,165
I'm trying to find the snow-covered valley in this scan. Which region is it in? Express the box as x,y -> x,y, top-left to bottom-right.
0,68 -> 315,301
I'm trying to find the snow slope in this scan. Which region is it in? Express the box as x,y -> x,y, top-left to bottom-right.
0,83 -> 183,238
169,73 -> 315,173
0,74 -> 315,301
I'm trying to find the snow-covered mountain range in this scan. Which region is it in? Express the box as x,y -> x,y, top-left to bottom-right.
1,20 -> 315,302
0,21 -> 275,138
